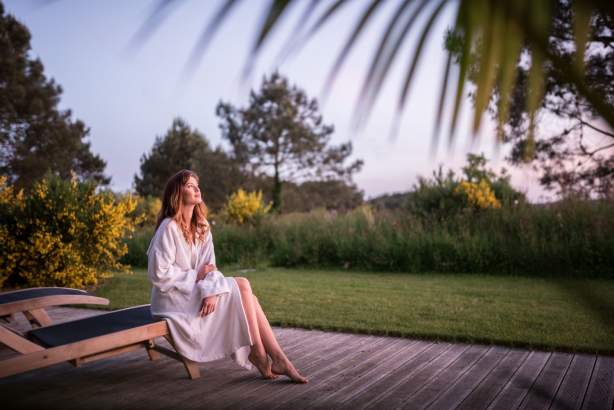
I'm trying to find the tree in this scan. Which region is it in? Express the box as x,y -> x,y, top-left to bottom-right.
446,1 -> 613,197
471,2 -> 614,198
134,117 -> 243,210
216,72 -> 363,212
0,3 -> 108,189
281,180 -> 364,213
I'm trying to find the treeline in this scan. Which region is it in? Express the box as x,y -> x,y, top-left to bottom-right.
133,118 -> 364,213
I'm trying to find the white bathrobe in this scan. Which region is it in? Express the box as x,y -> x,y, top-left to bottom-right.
146,218 -> 253,369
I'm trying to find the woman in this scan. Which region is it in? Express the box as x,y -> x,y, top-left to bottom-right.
147,169 -> 307,383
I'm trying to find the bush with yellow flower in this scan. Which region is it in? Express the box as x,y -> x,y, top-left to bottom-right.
222,189 -> 272,225
0,175 -> 138,288
454,179 -> 502,210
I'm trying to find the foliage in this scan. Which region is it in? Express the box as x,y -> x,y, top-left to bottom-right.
452,1 -> 614,198
134,117 -> 243,210
454,180 -> 502,210
281,179 -> 364,212
216,71 -> 363,212
222,189 -> 271,225
132,195 -> 161,227
405,166 -> 462,220
123,194 -> 614,278
405,153 -> 523,219
0,175 -> 137,288
119,225 -> 154,269
0,4 -> 108,189
205,199 -> 614,278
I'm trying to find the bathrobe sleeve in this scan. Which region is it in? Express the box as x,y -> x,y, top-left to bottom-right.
147,222 -> 196,295
196,230 -> 231,298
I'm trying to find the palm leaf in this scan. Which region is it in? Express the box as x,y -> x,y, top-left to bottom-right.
448,0 -> 473,144
390,0 -> 448,139
352,0 -> 432,131
241,0 -> 293,80
495,12 -> 522,142
274,0 -> 322,64
319,0 -> 386,103
183,0 -> 241,76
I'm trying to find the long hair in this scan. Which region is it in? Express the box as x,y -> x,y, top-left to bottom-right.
155,169 -> 209,244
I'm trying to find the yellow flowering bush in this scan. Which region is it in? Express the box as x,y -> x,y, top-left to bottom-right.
222,189 -> 271,225
0,176 -> 137,288
454,179 -> 502,210
132,195 -> 161,227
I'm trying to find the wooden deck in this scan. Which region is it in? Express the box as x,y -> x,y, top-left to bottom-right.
1,307 -> 613,409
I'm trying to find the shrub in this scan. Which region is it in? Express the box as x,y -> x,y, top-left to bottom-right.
222,189 -> 271,225
454,179 -> 502,209
0,176 -> 138,288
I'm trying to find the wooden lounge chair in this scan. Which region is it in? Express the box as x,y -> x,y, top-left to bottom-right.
0,287 -> 201,379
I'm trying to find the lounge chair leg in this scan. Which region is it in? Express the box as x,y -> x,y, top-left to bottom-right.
182,358 -> 200,380
146,339 -> 160,361
162,334 -> 201,379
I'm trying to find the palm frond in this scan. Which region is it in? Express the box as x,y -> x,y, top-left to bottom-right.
320,0 -> 386,103
183,0 -> 241,76
353,0 -> 431,131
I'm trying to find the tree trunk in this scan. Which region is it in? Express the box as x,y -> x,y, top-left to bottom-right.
272,165 -> 283,213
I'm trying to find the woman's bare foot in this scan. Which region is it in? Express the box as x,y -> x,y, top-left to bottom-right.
271,358 -> 308,383
248,351 -> 277,380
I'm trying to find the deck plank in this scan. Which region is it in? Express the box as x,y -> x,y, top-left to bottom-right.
518,351 -> 573,409
551,353 -> 596,410
487,351 -> 551,410
305,339 -> 423,408
359,343 -> 471,409
2,307 -> 614,410
582,355 -> 614,410
346,342 -> 455,410
259,336 -> 404,410
457,349 -> 530,410
425,345 -> 510,410
400,344 -> 491,409
207,331 -> 364,408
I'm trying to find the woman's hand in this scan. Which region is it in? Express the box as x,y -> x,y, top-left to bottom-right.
199,295 -> 218,317
195,263 -> 217,282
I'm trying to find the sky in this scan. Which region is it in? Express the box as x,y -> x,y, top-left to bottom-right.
4,0 -> 549,201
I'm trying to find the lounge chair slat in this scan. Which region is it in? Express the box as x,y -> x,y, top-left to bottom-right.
0,325 -> 45,354
23,308 -> 52,327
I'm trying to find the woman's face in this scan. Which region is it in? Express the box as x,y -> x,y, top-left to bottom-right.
182,176 -> 202,206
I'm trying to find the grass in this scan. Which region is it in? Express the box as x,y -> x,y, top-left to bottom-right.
94,267 -> 614,355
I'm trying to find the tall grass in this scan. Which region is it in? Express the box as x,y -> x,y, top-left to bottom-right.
123,200 -> 614,278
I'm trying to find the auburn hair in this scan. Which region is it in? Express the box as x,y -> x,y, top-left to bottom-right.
155,169 -> 209,244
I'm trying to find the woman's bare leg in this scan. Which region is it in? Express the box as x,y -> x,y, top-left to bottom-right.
235,277 -> 275,379
252,296 -> 308,383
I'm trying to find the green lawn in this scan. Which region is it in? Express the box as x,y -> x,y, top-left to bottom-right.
94,268 -> 614,354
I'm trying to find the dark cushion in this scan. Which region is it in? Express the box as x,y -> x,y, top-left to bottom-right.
28,306 -> 163,347
0,288 -> 89,304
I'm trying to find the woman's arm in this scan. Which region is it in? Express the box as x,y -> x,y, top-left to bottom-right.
195,230 -> 231,299
147,222 -> 196,294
